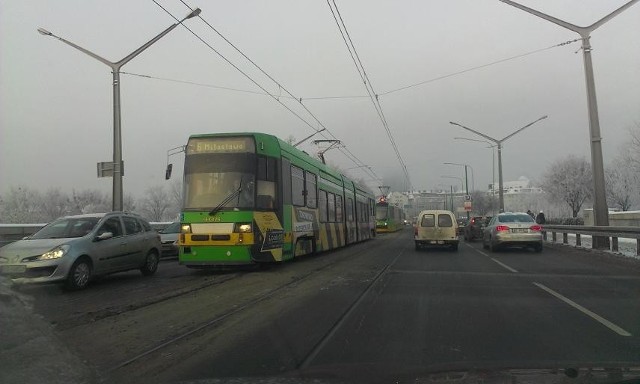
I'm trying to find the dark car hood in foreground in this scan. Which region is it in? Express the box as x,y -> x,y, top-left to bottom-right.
180,363 -> 640,384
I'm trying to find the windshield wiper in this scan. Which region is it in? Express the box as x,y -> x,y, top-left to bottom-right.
209,178 -> 243,216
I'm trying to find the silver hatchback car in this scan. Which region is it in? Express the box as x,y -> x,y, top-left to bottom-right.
0,212 -> 161,290
482,212 -> 543,252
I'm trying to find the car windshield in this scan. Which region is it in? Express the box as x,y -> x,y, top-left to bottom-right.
498,214 -> 535,223
159,222 -> 181,234
30,217 -> 100,239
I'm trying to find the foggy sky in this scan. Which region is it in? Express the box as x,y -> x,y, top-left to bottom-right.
1,0 -> 639,198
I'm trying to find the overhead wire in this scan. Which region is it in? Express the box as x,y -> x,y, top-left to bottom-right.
150,0 -> 322,140
151,0 -> 381,184
174,0 -> 380,183
121,39 -> 581,101
380,38 -> 582,96
328,0 -> 413,191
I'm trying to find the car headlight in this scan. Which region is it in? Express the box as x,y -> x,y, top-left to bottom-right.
181,224 -> 192,234
38,245 -> 70,260
234,223 -> 252,233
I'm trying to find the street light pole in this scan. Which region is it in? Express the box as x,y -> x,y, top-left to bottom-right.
450,115 -> 547,213
498,0 -> 638,247
38,8 -> 201,211
444,162 -> 473,219
454,137 -> 496,212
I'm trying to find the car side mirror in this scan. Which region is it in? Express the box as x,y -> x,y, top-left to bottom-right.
165,164 -> 173,180
95,232 -> 114,241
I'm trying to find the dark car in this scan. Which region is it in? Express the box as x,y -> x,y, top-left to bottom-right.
456,218 -> 467,235
463,215 -> 492,241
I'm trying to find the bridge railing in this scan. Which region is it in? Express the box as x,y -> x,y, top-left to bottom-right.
543,224 -> 640,256
0,222 -> 172,248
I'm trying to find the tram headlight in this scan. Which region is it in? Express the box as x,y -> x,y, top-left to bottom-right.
235,223 -> 252,233
181,224 -> 192,234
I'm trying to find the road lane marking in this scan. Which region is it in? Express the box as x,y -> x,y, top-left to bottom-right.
467,244 -> 519,273
533,282 -> 632,337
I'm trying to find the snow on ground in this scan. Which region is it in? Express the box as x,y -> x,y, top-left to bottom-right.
545,233 -> 639,260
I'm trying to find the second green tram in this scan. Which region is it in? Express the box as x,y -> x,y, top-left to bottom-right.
177,133 -> 376,267
375,198 -> 405,233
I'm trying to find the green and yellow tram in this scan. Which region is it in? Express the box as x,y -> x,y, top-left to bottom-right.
175,133 -> 376,267
375,197 -> 405,233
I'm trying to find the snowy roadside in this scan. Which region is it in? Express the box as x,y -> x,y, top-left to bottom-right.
545,232 -> 640,261
0,278 -> 94,384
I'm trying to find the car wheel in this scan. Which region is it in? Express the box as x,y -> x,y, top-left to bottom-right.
415,241 -> 420,251
140,251 -> 159,276
489,239 -> 498,252
451,244 -> 458,252
482,238 -> 489,250
534,243 -> 543,253
65,258 -> 92,290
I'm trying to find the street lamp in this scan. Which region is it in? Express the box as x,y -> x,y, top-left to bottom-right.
455,138 -> 495,190
444,162 -> 474,192
38,8 -> 202,211
444,162 -> 474,219
455,137 -> 497,214
450,115 -> 548,213
498,0 -> 638,247
441,176 -> 464,193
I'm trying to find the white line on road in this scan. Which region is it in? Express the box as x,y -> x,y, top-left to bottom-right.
467,244 -> 519,273
489,257 -> 518,273
533,282 -> 632,337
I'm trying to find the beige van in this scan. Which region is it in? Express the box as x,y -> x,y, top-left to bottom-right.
414,210 -> 459,251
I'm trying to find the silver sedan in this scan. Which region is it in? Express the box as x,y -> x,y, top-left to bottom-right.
482,212 -> 543,252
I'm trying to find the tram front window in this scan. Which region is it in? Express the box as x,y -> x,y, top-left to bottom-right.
184,153 -> 256,210
375,205 -> 388,220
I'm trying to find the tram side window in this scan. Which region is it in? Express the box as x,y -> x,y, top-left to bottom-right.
319,190 -> 328,222
306,172 -> 317,208
346,198 -> 354,222
362,202 -> 368,222
257,157 -> 277,209
328,192 -> 336,222
291,165 -> 305,207
336,195 -> 343,222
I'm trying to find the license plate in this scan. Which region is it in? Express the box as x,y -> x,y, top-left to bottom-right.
512,228 -> 528,233
1,265 -> 27,274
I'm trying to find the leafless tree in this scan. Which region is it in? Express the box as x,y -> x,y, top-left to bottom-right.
71,189 -> 110,214
139,186 -> 170,222
164,179 -> 183,221
605,125 -> 640,211
40,188 -> 71,221
0,186 -> 45,223
542,155 -> 592,218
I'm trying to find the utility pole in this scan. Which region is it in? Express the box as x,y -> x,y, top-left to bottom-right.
499,0 -> 639,248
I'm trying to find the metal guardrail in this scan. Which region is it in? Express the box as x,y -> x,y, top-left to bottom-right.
0,222 -> 172,248
543,224 -> 640,256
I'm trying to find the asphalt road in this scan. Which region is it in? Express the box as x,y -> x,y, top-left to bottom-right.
16,229 -> 640,383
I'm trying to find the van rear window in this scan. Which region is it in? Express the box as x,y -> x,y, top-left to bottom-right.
420,214 -> 435,227
438,214 -> 453,227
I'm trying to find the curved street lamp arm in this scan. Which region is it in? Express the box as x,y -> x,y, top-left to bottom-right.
500,115 -> 547,143
450,122 -> 498,144
499,0 -> 584,34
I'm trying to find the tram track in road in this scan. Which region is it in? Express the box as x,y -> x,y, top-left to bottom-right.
103,233 -> 407,377
297,246 -> 405,370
